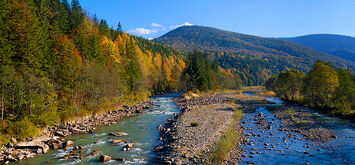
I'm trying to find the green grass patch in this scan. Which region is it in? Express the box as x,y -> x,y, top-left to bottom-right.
190,122 -> 198,127
286,108 -> 296,121
207,108 -> 244,164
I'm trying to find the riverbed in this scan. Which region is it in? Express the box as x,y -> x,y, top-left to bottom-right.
12,92 -> 355,164
240,92 -> 355,164
14,93 -> 182,165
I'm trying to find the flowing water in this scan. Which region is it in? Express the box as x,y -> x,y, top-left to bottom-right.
15,93 -> 182,165
240,92 -> 355,165
13,92 -> 355,164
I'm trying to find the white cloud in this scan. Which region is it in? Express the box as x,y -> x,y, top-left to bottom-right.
148,38 -> 154,40
151,22 -> 163,27
169,22 -> 193,29
128,28 -> 158,35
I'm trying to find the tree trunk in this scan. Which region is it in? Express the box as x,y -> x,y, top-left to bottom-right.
1,85 -> 4,121
1,95 -> 4,121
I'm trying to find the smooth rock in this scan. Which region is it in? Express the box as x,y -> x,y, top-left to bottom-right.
99,155 -> 111,162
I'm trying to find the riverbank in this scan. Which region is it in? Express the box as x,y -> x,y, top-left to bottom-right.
0,101 -> 152,164
154,91 -> 271,164
266,105 -> 337,142
154,93 -> 234,164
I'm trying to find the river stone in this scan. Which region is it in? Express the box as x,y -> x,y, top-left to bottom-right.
71,128 -> 86,134
15,140 -> 50,154
123,143 -> 133,151
66,140 -> 74,147
17,153 -> 25,161
51,143 -> 62,150
112,157 -> 125,161
112,139 -> 124,144
100,155 -> 111,162
108,132 -> 128,137
90,150 -> 99,156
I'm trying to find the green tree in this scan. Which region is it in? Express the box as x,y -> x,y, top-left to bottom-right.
88,34 -> 104,63
303,61 -> 339,108
273,69 -> 304,101
58,0 -> 70,34
69,0 -> 84,31
333,69 -> 354,114
123,39 -> 144,94
182,49 -> 213,91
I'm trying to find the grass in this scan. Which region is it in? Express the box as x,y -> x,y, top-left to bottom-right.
286,108 -> 296,121
241,86 -> 265,91
207,105 -> 244,164
190,122 -> 198,127
233,93 -> 264,101
254,90 -> 276,96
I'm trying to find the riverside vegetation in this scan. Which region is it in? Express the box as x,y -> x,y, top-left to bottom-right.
0,0 -> 241,148
265,61 -> 355,119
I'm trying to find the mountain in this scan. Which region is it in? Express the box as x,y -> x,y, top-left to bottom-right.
280,34 -> 355,62
154,26 -> 355,85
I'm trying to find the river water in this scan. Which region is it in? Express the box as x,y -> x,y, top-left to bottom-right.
240,92 -> 355,165
15,93 -> 182,165
14,92 -> 355,164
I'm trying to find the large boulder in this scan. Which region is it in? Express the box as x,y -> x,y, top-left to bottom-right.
99,155 -> 112,162
71,128 -> 86,134
15,139 -> 50,154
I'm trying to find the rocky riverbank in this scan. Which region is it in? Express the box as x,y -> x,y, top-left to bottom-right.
266,105 -> 337,142
0,101 -> 152,164
154,92 -> 274,165
154,93 -> 247,164
223,92 -> 270,164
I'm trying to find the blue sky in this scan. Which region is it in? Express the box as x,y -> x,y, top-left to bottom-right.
77,0 -> 355,39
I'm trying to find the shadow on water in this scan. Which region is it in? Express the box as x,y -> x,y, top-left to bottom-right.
15,93 -> 182,165
240,92 -> 355,165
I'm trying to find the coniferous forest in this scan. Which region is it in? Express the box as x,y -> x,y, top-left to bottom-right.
0,0 -> 241,144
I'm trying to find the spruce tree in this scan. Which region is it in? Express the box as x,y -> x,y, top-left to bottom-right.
69,0 -> 84,32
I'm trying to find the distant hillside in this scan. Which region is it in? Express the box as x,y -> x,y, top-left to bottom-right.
154,26 -> 355,85
280,34 -> 355,62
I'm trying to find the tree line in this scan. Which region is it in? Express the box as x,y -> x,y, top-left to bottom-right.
265,61 -> 355,119
0,0 -> 240,143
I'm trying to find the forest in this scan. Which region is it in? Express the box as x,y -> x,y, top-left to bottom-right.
154,26 -> 355,85
265,61 -> 355,119
0,0 -> 240,144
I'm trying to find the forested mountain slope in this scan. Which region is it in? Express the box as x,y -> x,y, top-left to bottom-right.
154,26 -> 355,85
280,34 -> 355,62
0,0 -> 242,144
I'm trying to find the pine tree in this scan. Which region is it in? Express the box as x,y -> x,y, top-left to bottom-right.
58,0 -> 70,34
11,0 -> 43,72
124,39 -> 144,94
88,34 -> 104,63
0,0 -> 16,66
37,0 -> 54,72
69,0 -> 84,32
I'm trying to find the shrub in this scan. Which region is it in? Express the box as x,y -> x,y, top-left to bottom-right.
6,117 -> 39,141
190,122 -> 198,127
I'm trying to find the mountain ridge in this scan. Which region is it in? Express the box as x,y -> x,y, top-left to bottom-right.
153,25 -> 354,85
279,34 -> 355,62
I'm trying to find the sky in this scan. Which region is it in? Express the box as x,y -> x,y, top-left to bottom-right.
76,0 -> 355,39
